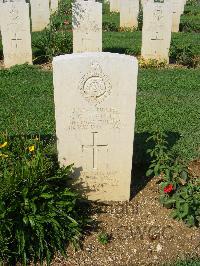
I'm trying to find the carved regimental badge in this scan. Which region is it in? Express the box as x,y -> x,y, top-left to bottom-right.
79,62 -> 112,105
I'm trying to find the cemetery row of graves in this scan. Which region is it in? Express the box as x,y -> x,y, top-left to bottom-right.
0,0 -> 199,265
0,0 -> 199,66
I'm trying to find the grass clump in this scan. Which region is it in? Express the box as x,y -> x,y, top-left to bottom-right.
97,232 -> 110,245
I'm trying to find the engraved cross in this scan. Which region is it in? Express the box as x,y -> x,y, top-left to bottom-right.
151,31 -> 163,40
82,132 -> 108,169
11,33 -> 22,48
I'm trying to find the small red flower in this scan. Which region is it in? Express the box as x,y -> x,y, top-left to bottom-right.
164,184 -> 174,193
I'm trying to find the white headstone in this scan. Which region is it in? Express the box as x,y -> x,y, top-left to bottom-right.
53,52 -> 138,201
141,0 -> 172,62
50,0 -> 58,13
120,0 -> 139,29
172,0 -> 182,32
110,0 -> 120,12
1,2 -> 32,68
72,0 -> 102,53
30,0 -> 50,32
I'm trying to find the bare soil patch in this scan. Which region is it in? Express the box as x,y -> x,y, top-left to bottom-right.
52,172 -> 200,266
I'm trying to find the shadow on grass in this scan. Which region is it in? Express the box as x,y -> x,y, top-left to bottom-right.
130,131 -> 181,200
103,47 -> 129,54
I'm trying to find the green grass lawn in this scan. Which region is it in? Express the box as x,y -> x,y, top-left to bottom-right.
0,65 -> 199,164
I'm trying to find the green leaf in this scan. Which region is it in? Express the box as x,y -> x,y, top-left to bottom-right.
146,169 -> 154,177
40,193 -> 54,199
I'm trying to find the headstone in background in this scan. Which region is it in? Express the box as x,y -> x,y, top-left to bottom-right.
172,0 -> 182,32
110,0 -> 120,12
1,2 -> 32,68
53,52 -> 138,201
72,0 -> 102,53
30,0 -> 50,32
141,0 -> 172,63
50,0 -> 58,13
120,0 -> 139,29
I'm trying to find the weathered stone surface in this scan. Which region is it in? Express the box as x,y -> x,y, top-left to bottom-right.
141,0 -> 172,62
30,0 -> 50,32
120,0 -> 139,29
1,2 -> 32,68
110,0 -> 120,12
53,52 -> 138,201
72,0 -> 102,53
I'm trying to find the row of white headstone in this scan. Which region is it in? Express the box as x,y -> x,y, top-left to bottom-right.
0,0 -> 186,68
109,0 -> 186,32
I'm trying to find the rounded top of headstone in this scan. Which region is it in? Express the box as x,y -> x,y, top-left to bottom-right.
53,52 -> 138,64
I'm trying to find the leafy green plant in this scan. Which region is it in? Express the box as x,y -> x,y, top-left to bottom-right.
146,130 -> 200,227
32,0 -> 72,62
97,232 -> 110,245
170,42 -> 199,68
0,133 -> 88,265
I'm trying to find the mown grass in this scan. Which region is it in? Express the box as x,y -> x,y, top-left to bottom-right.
0,65 -> 55,135
135,68 -> 200,163
0,65 -> 199,164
